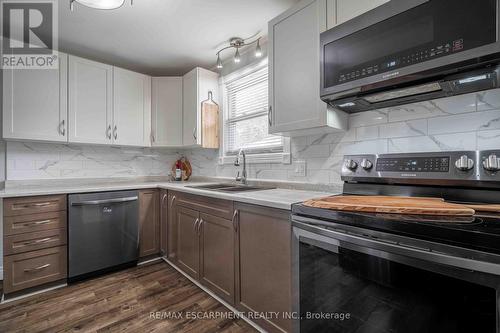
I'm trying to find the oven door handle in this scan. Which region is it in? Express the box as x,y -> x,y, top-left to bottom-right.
293,217 -> 500,276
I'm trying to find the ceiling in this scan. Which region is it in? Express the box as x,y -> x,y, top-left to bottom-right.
59,0 -> 298,75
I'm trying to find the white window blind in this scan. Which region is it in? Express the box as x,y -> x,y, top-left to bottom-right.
225,66 -> 283,155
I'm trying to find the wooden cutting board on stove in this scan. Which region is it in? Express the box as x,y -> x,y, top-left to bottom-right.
303,196 -> 475,216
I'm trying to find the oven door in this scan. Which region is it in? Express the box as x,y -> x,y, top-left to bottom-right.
320,0 -> 500,98
292,219 -> 500,333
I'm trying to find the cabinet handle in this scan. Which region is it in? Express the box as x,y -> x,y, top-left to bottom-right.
193,127 -> 197,141
17,237 -> 55,248
194,218 -> 200,231
24,263 -> 50,273
161,194 -> 168,207
197,219 -> 203,235
113,125 -> 118,140
232,210 -> 239,233
106,125 -> 112,139
59,120 -> 66,136
20,219 -> 54,227
268,106 -> 272,126
169,196 -> 176,209
151,132 -> 156,144
18,202 -> 53,209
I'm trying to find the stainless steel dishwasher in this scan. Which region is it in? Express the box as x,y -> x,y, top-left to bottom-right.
68,190 -> 139,281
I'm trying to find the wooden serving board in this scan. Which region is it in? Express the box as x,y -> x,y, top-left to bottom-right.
201,102 -> 219,149
462,204 -> 500,213
303,196 -> 475,216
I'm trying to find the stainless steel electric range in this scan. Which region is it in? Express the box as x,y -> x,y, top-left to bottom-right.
291,150 -> 500,333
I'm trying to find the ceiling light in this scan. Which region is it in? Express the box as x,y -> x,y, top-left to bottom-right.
234,49 -> 241,63
215,35 -> 262,70
70,0 -> 131,11
255,39 -> 262,58
216,54 -> 223,69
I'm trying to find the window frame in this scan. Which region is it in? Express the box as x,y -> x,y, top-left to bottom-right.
218,58 -> 290,165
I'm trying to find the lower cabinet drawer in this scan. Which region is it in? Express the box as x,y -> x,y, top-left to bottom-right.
4,246 -> 67,294
4,195 -> 66,217
4,229 -> 67,256
4,211 -> 67,236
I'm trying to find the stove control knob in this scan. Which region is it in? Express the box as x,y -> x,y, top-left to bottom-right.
455,155 -> 474,171
360,158 -> 373,170
344,159 -> 358,171
483,154 -> 500,172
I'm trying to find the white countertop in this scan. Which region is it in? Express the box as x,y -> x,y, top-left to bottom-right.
0,180 -> 334,210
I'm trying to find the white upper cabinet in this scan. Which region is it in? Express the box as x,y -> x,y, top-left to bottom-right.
113,67 -> 151,147
152,77 -> 183,147
68,55 -> 113,145
269,0 -> 347,136
330,0 -> 390,28
3,52 -> 68,142
68,55 -> 152,147
182,67 -> 219,146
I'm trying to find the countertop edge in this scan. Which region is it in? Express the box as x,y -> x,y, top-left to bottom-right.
0,182 -> 333,211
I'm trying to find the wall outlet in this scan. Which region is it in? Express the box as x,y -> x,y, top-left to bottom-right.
294,160 -> 306,177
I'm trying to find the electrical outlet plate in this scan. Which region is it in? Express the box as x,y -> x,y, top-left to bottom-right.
294,160 -> 306,177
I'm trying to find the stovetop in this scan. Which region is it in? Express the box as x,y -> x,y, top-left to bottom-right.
292,203 -> 500,255
292,150 -> 500,255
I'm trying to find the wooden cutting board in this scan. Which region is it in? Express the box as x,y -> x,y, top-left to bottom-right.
303,196 -> 475,216
462,204 -> 500,213
201,102 -> 219,149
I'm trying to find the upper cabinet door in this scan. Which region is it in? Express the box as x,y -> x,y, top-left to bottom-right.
68,56 -> 113,145
269,0 -> 330,135
269,0 -> 347,136
3,52 -> 68,142
113,67 -> 151,147
335,0 -> 390,26
183,68 -> 219,146
152,77 -> 183,147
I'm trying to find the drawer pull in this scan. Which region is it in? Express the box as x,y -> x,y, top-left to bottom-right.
26,237 -> 54,246
24,263 -> 51,273
19,202 -> 54,209
21,219 -> 54,227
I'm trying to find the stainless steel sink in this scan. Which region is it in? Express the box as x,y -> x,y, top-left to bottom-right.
187,183 -> 275,193
219,185 -> 275,192
187,183 -> 235,190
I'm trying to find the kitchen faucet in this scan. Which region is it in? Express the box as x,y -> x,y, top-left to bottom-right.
234,149 -> 247,185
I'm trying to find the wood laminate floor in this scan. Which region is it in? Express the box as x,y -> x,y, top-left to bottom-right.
0,261 -> 257,333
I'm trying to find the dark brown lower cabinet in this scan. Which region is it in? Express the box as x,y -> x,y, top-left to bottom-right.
3,195 -> 68,295
235,203 -> 292,333
139,189 -> 160,258
199,212 -> 236,304
169,192 -> 292,333
176,206 -> 200,278
167,192 -> 178,260
171,191 -> 236,304
159,190 -> 168,256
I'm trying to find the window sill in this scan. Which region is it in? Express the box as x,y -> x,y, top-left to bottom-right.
219,152 -> 291,165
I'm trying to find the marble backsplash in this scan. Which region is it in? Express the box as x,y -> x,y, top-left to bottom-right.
6,143 -> 183,180
187,88 -> 500,186
6,89 -> 500,185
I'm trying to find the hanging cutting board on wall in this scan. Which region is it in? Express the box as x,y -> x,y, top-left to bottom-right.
201,92 -> 219,149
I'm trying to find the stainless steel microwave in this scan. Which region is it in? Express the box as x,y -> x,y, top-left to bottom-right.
320,0 -> 500,113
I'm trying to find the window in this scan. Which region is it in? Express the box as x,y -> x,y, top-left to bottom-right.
223,61 -> 285,159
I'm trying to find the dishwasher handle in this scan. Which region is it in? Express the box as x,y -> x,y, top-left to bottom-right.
71,196 -> 138,206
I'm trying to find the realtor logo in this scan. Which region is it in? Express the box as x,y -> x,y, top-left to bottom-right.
1,0 -> 58,69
